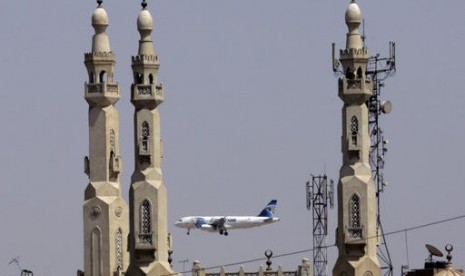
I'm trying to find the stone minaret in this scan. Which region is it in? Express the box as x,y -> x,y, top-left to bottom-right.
126,1 -> 174,275
333,2 -> 380,276
83,1 -> 129,275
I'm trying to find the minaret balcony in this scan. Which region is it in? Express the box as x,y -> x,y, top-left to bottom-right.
135,233 -> 156,261
131,83 -> 163,109
344,226 -> 366,244
338,78 -> 373,103
85,82 -> 120,106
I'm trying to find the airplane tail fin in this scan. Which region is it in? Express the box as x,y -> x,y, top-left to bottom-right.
258,199 -> 277,218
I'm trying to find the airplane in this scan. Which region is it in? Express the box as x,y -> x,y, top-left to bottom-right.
174,199 -> 279,236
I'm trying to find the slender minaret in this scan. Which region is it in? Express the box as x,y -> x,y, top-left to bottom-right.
83,1 -> 129,275
333,2 -> 381,276
126,1 -> 174,275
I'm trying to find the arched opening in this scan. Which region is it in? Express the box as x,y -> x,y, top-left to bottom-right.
149,74 -> 154,84
99,71 -> 107,83
89,71 -> 95,83
345,67 -> 355,80
356,67 -> 363,79
136,73 -> 144,84
91,227 -> 102,276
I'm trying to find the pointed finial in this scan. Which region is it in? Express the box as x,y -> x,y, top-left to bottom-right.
445,244 -> 453,264
141,0 -> 147,9
97,0 -> 103,7
265,250 -> 273,271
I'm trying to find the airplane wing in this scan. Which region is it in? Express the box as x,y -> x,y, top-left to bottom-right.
210,217 -> 227,230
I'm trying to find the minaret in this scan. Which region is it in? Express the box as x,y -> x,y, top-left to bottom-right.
126,1 -> 174,275
83,1 -> 129,275
333,2 -> 381,276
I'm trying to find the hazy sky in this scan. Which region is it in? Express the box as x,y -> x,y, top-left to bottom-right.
1,1 -> 465,275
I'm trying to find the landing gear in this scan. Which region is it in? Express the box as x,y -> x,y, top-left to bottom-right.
219,230 -> 228,236
187,229 -> 190,235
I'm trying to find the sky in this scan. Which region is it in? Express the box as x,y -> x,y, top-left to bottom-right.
1,1 -> 465,276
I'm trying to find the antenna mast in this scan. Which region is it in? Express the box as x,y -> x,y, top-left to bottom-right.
306,174 -> 334,276
366,41 -> 396,276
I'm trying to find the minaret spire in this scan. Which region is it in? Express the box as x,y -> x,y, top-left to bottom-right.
126,2 -> 174,276
332,1 -> 381,276
83,2 -> 129,275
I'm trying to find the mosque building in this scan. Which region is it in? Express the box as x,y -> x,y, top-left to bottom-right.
82,1 -> 174,275
79,1 -> 463,276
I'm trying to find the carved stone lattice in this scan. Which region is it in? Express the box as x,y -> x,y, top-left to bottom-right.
116,228 -> 123,270
349,195 -> 361,238
139,200 -> 152,244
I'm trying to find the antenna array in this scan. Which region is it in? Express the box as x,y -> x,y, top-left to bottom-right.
366,41 -> 396,276
306,175 -> 334,276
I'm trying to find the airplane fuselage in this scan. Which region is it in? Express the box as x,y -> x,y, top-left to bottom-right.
174,199 -> 279,236
175,215 -> 279,232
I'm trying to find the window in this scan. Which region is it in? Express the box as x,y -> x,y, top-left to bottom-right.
139,200 -> 152,244
116,228 -> 123,271
349,194 -> 361,238
141,121 -> 150,151
110,129 -> 115,151
350,116 -> 358,146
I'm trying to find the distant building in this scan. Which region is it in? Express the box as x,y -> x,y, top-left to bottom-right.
406,245 -> 464,276
192,252 -> 312,276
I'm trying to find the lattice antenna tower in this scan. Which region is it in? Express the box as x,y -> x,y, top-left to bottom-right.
332,34 -> 396,276
306,174 -> 334,276
366,40 -> 396,276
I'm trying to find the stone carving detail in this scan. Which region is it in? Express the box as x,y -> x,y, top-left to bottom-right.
107,84 -> 118,93
110,129 -> 115,151
87,84 -> 102,93
139,200 -> 152,244
115,206 -> 122,217
137,85 -> 153,96
347,79 -> 362,89
349,194 -> 362,238
116,228 -> 123,271
91,206 -> 101,218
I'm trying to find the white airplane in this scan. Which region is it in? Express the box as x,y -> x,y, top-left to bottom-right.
174,199 -> 279,236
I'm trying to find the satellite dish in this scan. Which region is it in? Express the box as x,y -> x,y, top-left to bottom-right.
381,100 -> 392,114
426,244 -> 444,257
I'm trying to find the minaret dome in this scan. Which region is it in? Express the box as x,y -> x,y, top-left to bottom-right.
136,1 -> 155,56
345,1 -> 363,50
137,9 -> 153,32
91,1 -> 110,52
345,1 -> 362,26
